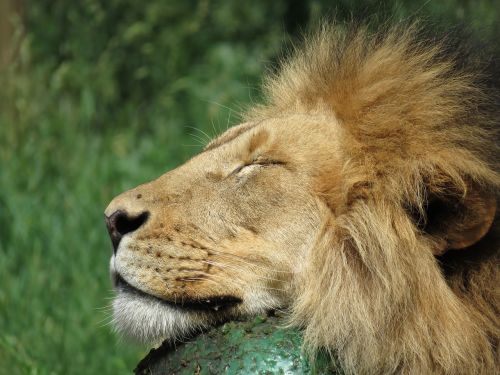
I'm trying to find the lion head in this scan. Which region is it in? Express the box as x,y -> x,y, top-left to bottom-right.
105,23 -> 499,374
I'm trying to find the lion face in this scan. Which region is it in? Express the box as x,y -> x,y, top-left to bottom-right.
105,116 -> 340,343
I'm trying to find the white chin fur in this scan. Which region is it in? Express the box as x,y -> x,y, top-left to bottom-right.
112,290 -> 207,345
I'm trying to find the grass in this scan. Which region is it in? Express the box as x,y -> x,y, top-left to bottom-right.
0,50 -> 255,375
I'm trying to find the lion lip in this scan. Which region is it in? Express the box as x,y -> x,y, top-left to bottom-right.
114,273 -> 242,311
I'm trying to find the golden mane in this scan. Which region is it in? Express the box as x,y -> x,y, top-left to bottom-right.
251,22 -> 499,194
249,23 -> 500,374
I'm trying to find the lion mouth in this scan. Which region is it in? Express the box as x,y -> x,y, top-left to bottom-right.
114,273 -> 242,311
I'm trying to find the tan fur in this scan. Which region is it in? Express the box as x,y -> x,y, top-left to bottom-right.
106,23 -> 499,374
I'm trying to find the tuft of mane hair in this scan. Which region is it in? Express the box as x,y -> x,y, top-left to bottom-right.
250,22 -> 500,374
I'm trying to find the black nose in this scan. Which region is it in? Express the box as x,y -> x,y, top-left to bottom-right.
105,210 -> 149,253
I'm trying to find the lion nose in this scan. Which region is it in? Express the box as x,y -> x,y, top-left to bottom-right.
105,210 -> 149,253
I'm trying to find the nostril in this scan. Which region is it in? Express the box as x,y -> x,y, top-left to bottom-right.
115,211 -> 149,236
105,210 -> 149,252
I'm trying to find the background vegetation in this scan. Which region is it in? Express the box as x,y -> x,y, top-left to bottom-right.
0,0 -> 498,373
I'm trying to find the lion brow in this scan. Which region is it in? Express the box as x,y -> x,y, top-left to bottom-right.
203,121 -> 260,152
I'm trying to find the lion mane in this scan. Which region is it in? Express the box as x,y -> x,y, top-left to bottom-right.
248,23 -> 500,374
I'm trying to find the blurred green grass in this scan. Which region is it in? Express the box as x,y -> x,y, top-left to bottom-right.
0,1 -> 498,374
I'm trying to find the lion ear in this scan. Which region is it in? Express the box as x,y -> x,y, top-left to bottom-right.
418,182 -> 497,255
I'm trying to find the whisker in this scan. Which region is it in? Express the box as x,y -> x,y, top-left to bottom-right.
204,272 -> 287,293
225,108 -> 232,131
202,99 -> 236,114
210,118 -> 220,139
185,125 -> 212,144
187,132 -> 209,146
95,304 -> 113,311
182,144 -> 208,148
178,226 -> 274,267
206,248 -> 293,274
97,312 -> 115,327
202,260 -> 285,283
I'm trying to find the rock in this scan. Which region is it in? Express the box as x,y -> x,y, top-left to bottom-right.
134,314 -> 341,374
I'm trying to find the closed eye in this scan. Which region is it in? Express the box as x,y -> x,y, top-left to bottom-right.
230,159 -> 285,177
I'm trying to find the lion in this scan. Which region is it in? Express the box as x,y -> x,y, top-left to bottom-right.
105,23 -> 499,374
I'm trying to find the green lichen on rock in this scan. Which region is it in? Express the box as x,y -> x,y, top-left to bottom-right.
134,315 -> 340,375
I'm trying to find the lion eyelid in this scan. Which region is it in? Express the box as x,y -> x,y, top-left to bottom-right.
236,159 -> 284,173
256,159 -> 286,167
224,157 -> 286,180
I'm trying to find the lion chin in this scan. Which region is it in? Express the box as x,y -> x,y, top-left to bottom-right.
105,21 -> 499,375
109,253 -> 281,345
108,255 -> 200,344
112,288 -> 201,345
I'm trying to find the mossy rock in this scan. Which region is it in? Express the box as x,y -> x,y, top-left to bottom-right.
134,314 -> 341,375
